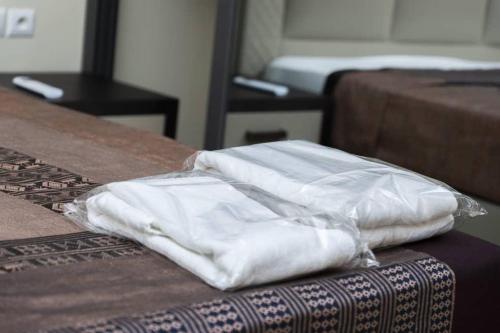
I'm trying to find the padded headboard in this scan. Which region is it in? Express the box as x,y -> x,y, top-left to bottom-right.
238,0 -> 500,76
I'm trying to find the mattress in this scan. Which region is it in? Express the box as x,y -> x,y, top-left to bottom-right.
0,87 -> 498,332
264,55 -> 500,94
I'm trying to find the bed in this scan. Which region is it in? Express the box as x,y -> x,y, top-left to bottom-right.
1,84 -> 500,332
238,0 -> 500,243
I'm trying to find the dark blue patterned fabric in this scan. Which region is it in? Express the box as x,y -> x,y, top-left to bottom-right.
44,256 -> 455,333
0,147 -> 99,212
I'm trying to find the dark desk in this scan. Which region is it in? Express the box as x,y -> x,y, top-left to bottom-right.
0,73 -> 178,138
228,83 -> 327,112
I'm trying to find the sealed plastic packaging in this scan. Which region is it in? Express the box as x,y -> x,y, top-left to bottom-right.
65,170 -> 375,290
188,140 -> 486,249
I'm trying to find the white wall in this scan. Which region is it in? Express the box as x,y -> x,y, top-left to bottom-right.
113,0 -> 216,148
0,0 -> 86,72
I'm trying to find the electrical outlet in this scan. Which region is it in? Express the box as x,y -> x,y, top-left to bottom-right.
0,8 -> 6,37
6,8 -> 35,38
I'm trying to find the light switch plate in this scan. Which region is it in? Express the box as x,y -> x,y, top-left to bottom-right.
6,8 -> 35,38
0,8 -> 6,37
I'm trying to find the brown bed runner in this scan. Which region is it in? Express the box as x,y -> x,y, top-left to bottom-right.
331,69 -> 500,203
0,144 -> 454,332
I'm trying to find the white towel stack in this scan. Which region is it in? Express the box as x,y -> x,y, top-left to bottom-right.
67,174 -> 363,290
193,140 -> 459,249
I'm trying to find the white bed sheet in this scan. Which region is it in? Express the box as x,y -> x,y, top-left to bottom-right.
263,55 -> 500,94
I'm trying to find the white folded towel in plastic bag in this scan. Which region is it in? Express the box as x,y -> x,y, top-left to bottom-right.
192,141 -> 462,248
66,174 -> 364,290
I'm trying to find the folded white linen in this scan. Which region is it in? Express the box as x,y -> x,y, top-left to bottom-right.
361,215 -> 454,249
71,174 -> 361,290
192,140 -> 459,248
